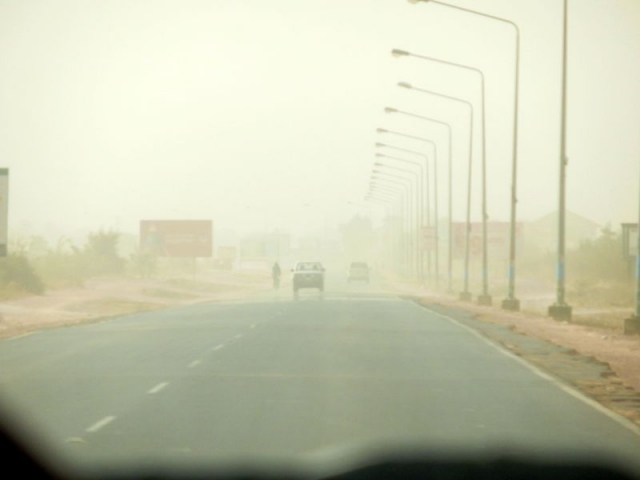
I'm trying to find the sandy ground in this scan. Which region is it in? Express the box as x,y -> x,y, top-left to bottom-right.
0,269 -> 271,339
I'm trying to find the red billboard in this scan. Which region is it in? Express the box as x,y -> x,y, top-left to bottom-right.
452,222 -> 523,258
140,220 -> 213,257
421,226 -> 437,251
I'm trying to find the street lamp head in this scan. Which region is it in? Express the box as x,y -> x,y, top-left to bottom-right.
408,0 -> 429,3
375,153 -> 385,157
384,107 -> 398,114
375,142 -> 386,147
376,128 -> 388,133
398,81 -> 412,89
391,49 -> 410,57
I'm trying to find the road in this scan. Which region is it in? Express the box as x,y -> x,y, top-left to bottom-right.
1,271 -> 640,477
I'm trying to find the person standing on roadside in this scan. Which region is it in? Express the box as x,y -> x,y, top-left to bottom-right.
271,261 -> 281,289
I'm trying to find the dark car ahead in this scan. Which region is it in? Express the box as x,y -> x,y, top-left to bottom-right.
292,261 -> 325,293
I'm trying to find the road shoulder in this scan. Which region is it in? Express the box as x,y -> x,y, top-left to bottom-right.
0,271 -> 271,339
408,297 -> 640,430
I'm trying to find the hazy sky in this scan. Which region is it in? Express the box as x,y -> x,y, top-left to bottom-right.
1,0 -> 639,241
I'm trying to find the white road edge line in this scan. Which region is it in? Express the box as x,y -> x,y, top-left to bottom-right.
8,332 -> 37,341
410,301 -> 640,437
86,416 -> 116,433
147,382 -> 169,394
188,360 -> 201,368
212,344 -> 224,351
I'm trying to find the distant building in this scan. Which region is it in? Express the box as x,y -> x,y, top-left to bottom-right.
239,232 -> 291,259
524,210 -> 601,253
450,221 -> 524,260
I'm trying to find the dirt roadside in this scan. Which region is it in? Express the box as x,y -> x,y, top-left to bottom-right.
0,269 -> 272,339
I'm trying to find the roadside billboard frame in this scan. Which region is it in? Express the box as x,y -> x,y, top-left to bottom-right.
622,223 -> 637,259
140,220 -> 213,258
0,169 -> 8,257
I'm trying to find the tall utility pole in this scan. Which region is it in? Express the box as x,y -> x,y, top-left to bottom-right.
407,1 -> 522,310
396,81 -> 478,300
376,145 -> 431,282
384,107 -> 452,291
376,130 -> 441,287
548,0 -> 572,321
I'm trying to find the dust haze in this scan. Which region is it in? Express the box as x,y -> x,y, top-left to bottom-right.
1,0 -> 639,315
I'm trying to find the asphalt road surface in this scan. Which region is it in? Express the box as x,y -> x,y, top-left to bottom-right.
1,271 -> 640,477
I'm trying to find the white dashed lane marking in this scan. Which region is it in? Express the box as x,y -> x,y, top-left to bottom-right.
86,416 -> 116,433
147,382 -> 169,394
8,332 -> 37,341
76,310 -> 282,442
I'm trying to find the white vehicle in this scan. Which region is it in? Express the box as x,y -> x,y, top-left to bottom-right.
291,261 -> 325,293
347,262 -> 370,283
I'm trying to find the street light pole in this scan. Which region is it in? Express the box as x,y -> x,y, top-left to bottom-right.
391,51 -> 481,301
385,107 -> 467,299
376,128 -> 451,291
376,145 -> 432,283
373,169 -> 420,279
410,0 -> 521,312
376,132 -> 438,285
369,184 -> 408,272
367,190 -> 405,271
372,176 -> 416,277
397,81 -> 485,303
548,0 -> 572,321
375,152 -> 426,281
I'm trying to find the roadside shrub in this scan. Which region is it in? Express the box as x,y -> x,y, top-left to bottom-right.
129,251 -> 157,278
30,230 -> 127,288
84,229 -> 125,276
0,255 -> 45,295
33,247 -> 86,287
516,226 -> 629,285
567,226 -> 628,282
